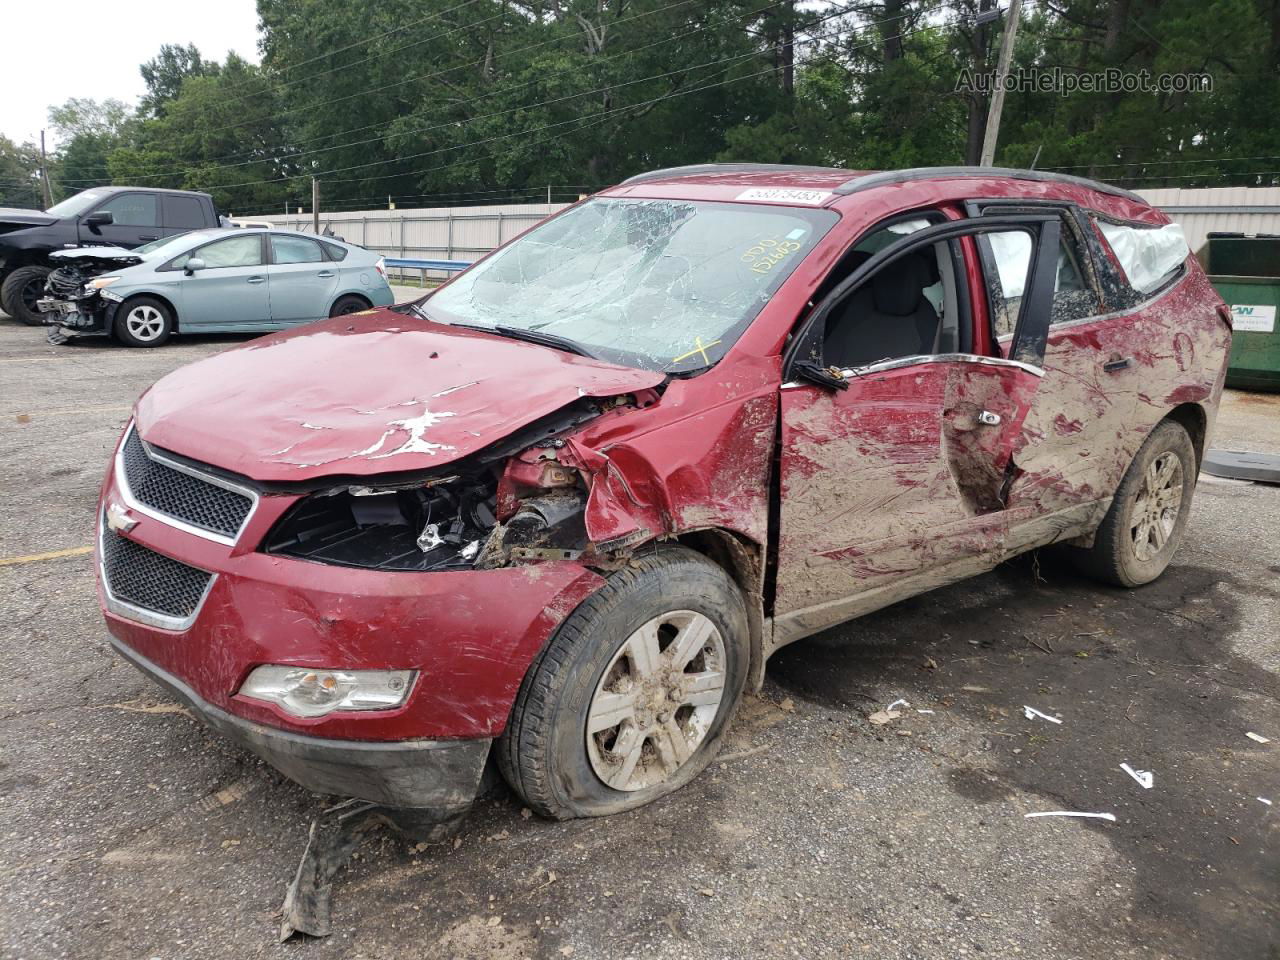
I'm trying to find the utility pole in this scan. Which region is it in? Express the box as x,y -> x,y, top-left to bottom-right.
38,130 -> 54,208
979,0 -> 1022,167
311,177 -> 320,234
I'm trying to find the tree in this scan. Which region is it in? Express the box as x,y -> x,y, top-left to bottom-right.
0,136 -> 42,209
47,98 -> 134,198
139,43 -> 220,117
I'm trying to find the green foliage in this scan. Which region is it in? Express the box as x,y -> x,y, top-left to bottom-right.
39,0 -> 1280,212
0,135 -> 42,209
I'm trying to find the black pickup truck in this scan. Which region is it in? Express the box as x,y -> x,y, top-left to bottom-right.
0,186 -> 222,325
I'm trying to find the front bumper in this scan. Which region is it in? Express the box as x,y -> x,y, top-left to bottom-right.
112,637 -> 492,810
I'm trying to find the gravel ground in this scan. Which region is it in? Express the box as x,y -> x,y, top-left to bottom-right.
0,314 -> 1275,960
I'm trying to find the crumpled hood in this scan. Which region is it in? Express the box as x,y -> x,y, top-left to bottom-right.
0,207 -> 55,228
135,311 -> 664,483
50,245 -> 142,265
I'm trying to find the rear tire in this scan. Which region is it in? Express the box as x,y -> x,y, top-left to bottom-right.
498,546 -> 749,820
329,294 -> 370,317
1,265 -> 52,326
114,296 -> 174,348
1072,419 -> 1197,587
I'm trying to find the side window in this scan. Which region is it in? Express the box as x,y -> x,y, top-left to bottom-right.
321,240 -> 349,262
271,235 -> 325,264
173,235 -> 263,270
978,215 -> 1102,334
93,193 -> 158,227
823,238 -> 967,369
1092,219 -> 1188,300
164,195 -> 206,229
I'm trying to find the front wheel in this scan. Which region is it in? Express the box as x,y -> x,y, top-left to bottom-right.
1,265 -> 52,326
114,296 -> 174,347
1073,419 -> 1197,587
497,546 -> 749,819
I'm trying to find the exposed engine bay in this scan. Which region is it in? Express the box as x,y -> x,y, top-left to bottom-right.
36,249 -> 141,342
263,396 -> 638,573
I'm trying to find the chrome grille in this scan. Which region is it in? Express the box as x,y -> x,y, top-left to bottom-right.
121,429 -> 254,540
101,528 -> 213,622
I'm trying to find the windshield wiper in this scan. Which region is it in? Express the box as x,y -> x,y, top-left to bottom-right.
452,322 -> 598,360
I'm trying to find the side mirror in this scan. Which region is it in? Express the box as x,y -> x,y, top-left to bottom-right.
83,211 -> 114,227
183,257 -> 206,276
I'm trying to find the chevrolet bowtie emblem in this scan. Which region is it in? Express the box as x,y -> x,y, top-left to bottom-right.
106,502 -> 139,533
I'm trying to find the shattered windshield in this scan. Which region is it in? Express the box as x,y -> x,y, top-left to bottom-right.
423,198 -> 837,373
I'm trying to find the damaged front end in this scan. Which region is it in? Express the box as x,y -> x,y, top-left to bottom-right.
263,394 -> 654,577
37,250 -> 139,342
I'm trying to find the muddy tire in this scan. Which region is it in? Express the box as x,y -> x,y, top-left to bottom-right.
114,296 -> 174,347
329,294 -> 370,317
1073,419 -> 1197,588
1,265 -> 52,326
497,546 -> 749,820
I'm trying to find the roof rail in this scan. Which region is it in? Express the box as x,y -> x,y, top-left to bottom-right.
620,163 -> 845,186
834,166 -> 1144,203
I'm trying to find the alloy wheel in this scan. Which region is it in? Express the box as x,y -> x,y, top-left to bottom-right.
1130,451 -> 1183,562
585,610 -> 727,792
125,305 -> 166,342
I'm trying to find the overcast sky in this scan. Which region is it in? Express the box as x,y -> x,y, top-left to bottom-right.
1,0 -> 261,148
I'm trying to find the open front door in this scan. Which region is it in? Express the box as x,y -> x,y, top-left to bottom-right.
771,214 -> 1059,649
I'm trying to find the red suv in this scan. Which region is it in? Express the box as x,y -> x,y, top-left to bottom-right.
98,165 -> 1231,825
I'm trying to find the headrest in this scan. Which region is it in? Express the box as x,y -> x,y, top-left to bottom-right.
871,251 -> 934,316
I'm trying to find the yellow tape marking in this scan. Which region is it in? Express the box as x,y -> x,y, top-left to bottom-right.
0,546 -> 94,567
672,336 -> 721,365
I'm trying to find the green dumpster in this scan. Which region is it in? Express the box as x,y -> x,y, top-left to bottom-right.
1199,233 -> 1280,391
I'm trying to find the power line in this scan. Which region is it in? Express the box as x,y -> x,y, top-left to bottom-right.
1043,154 -> 1280,171
275,12 -> 967,193
110,2 -> 963,193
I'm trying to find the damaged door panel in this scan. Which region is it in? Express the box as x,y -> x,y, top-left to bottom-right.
772,214 -> 1060,646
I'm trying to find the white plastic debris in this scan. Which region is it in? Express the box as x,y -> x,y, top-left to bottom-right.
1246,732 -> 1270,744
1259,797 -> 1273,806
886,699 -> 910,712
1119,762 -> 1154,789
1023,705 -> 1063,725
1024,811 -> 1117,822
916,709 -> 935,715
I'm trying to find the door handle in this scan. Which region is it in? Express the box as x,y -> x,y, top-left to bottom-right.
978,410 -> 1002,426
1102,356 -> 1132,373
317,270 -> 335,278
139,235 -> 158,242
247,276 -> 266,284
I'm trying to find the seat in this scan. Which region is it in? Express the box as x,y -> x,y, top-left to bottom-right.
824,251 -> 940,368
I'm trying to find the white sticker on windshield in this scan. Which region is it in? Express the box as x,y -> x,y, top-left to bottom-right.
786,228 -> 807,240
736,188 -> 829,206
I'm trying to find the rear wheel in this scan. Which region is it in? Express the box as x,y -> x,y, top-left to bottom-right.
114,296 -> 174,348
329,294 -> 370,317
498,546 -> 749,819
1,265 -> 52,326
1073,419 -> 1197,587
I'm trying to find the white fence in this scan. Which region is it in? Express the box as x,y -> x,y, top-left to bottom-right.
248,202 -> 569,280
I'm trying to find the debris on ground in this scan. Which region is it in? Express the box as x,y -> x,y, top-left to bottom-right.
1023,705 -> 1063,724
1245,731 -> 1270,744
1120,762 -> 1154,789
1259,797 -> 1273,806
1024,811 -> 1117,822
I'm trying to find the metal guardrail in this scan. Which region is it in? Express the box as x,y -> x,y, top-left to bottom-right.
383,257 -> 473,286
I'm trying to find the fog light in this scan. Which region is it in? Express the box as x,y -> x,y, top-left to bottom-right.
239,665 -> 415,718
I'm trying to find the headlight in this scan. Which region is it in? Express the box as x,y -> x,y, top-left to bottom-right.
238,665 -> 415,717
87,276 -> 120,290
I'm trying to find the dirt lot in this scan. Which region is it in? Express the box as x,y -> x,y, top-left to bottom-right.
0,314 -> 1276,960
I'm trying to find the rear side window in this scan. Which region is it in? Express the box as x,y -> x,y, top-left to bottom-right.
321,240 -> 349,262
271,235 -> 324,264
94,193 -> 159,227
1094,220 -> 1188,296
164,195 -> 207,228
